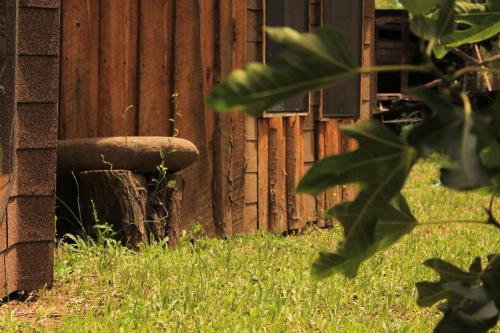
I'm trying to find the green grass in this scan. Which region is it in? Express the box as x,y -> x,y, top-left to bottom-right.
1,158 -> 499,332
376,0 -> 403,10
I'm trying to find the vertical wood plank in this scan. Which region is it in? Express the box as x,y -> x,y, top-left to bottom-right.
257,119 -> 269,231
286,116 -> 305,231
247,1 -> 265,232
174,0 -> 215,235
268,117 -> 287,233
324,120 -> 342,220
302,163 -> 316,221
138,0 -> 173,136
303,0 -> 323,223
243,203 -> 258,234
212,0 -> 234,236
360,0 -> 376,120
98,0 -> 139,136
315,120 -> 327,227
199,0 -> 217,144
59,0 -> 100,139
230,0 -> 247,234
341,119 -> 359,202
212,112 -> 233,236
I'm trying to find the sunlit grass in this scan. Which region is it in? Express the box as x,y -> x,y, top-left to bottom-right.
376,0 -> 403,10
1,158 -> 499,332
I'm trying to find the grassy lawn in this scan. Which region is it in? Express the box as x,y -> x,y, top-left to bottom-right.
1,158 -> 499,332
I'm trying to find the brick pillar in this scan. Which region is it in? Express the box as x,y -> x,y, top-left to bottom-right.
1,0 -> 60,296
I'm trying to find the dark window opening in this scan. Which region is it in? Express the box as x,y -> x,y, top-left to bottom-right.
378,73 -> 402,93
322,0 -> 362,118
265,0 -> 309,114
378,28 -> 402,41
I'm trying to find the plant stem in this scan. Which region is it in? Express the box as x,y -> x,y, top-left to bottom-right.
481,53 -> 500,65
453,66 -> 500,80
425,39 -> 436,59
473,44 -> 493,92
451,48 -> 481,65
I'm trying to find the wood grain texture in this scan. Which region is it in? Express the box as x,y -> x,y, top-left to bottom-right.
199,0 -> 217,144
59,0 -> 100,139
98,0 -> 139,136
302,162 -> 317,222
268,117 -> 287,233
57,0 -> 369,238
314,120 -> 327,227
79,170 -> 148,248
138,0 -> 172,136
229,0 -> 247,234
174,0 -> 215,235
360,0 -> 376,120
286,116 -> 305,231
212,0 -> 234,236
257,119 -> 270,231
341,119 -> 359,202
324,120 -> 342,223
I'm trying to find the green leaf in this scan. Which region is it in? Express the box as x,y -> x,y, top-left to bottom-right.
406,88 -> 492,190
376,0 -> 403,10
424,258 -> 479,283
298,120 -> 416,195
206,27 -> 359,116
313,195 -> 417,278
417,256 -> 500,333
481,144 -> 500,169
434,0 -> 500,58
302,121 -> 417,278
312,195 -> 416,278
483,255 -> 500,309
401,0 -> 439,15
434,302 -> 499,333
408,0 -> 456,40
475,96 -> 500,171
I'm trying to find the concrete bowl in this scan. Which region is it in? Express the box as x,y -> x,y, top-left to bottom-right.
57,136 -> 199,174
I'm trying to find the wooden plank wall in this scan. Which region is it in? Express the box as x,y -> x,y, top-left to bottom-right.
59,0 -> 374,236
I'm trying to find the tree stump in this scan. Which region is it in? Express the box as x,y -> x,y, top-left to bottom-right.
78,170 -> 183,249
147,173 -> 184,248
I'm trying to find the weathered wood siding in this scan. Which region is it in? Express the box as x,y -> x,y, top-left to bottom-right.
59,0 -> 375,236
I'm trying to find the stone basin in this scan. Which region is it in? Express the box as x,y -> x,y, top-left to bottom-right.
57,136 -> 199,174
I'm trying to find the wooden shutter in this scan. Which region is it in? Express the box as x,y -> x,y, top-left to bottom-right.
323,0 -> 362,118
265,0 -> 309,114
